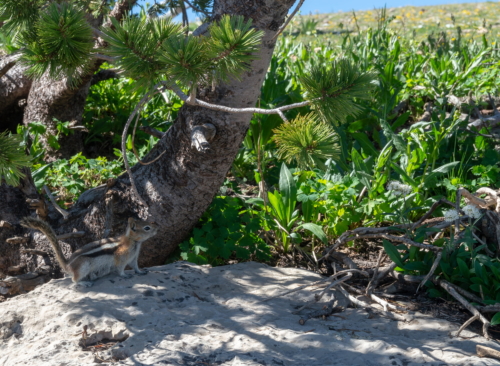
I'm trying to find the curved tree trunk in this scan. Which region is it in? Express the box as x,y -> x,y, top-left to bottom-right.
0,61 -> 32,132
0,0 -> 295,288
22,75 -> 91,160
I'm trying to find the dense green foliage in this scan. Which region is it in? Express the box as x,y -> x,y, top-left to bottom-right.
3,3 -> 500,322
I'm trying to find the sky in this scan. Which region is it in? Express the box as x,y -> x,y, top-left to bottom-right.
295,0 -> 487,13
138,0 -> 490,17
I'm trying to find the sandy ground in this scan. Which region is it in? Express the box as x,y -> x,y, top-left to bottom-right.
0,261 -> 499,365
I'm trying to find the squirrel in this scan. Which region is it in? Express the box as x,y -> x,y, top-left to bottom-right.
21,216 -> 158,288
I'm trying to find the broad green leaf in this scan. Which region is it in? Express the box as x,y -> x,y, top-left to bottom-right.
299,223 -> 328,244
491,312 -> 500,326
383,239 -> 406,268
457,258 -> 470,280
390,162 -> 418,188
279,163 -> 297,222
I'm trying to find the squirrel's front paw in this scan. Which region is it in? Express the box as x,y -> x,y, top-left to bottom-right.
135,269 -> 148,275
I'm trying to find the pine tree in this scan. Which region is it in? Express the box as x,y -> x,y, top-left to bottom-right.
0,0 -> 375,268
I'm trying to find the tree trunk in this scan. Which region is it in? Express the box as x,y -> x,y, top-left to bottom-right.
22,75 -> 91,160
0,0 -> 295,283
0,61 -> 32,133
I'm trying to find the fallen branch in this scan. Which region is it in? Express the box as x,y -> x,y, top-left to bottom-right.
6,237 -> 28,244
477,345 -> 500,361
437,279 -> 490,339
43,185 -> 69,219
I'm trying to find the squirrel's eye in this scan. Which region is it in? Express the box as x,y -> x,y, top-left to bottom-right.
144,226 -> 151,231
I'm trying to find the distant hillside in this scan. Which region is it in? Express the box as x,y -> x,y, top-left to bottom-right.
289,2 -> 500,41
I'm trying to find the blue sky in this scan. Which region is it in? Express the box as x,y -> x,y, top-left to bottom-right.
138,0 -> 490,17
297,0 -> 487,13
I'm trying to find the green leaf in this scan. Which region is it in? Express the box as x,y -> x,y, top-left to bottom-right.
383,239 -> 406,268
457,258 -> 470,280
390,162 -> 418,188
279,163 -> 297,222
298,223 -> 328,244
491,312 -> 500,326
268,191 -> 286,222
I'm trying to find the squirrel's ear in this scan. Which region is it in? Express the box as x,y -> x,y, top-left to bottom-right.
128,218 -> 136,231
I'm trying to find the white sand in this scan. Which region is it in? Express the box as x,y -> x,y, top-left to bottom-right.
0,261 -> 498,365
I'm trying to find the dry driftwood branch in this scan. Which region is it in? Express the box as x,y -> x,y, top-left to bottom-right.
191,123 -> 216,152
139,126 -> 164,139
456,315 -> 479,337
351,233 -> 442,252
259,269 -> 361,304
26,198 -> 48,220
369,293 -> 406,312
43,185 -> 69,219
477,345 -> 500,361
417,251 -> 442,293
477,304 -> 500,313
411,198 -> 455,230
365,249 -> 384,295
437,279 -> 490,339
20,249 -> 49,256
6,237 -> 28,244
0,271 -> 51,296
338,285 -> 410,322
0,220 -> 13,229
292,272 -> 357,314
458,188 -> 490,209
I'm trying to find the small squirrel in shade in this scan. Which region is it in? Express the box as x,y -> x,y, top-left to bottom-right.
21,216 -> 158,288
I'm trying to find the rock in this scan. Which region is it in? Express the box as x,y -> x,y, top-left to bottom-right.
0,261 -> 498,365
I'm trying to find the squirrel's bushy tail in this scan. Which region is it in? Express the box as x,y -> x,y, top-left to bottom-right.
20,217 -> 68,270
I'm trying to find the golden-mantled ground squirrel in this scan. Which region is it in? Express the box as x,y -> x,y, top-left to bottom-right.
21,217 -> 158,288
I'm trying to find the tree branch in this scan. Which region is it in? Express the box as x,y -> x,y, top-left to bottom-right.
139,126 -> 165,139
0,52 -> 22,79
43,185 -> 69,220
184,0 -> 211,17
91,69 -> 120,85
272,0 -> 306,40
92,53 -> 117,63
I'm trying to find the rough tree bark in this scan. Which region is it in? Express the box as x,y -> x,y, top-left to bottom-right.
0,0 -> 137,160
0,0 -> 295,286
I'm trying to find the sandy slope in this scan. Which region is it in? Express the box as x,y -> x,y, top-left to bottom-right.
0,261 -> 498,365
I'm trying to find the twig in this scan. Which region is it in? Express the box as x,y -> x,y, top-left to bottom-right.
184,0 -> 210,17
139,126 -> 164,139
417,251 -> 442,293
43,185 -> 69,219
369,293 -> 406,312
122,82 -> 167,206
456,315 -> 479,337
272,0 -> 305,40
357,186 -> 367,203
20,249 -> 49,256
292,272 -> 355,314
365,249 -> 384,295
259,269 -> 358,303
351,233 -> 442,252
411,198 -> 446,230
476,345 -> 500,361
437,279 -> 490,339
